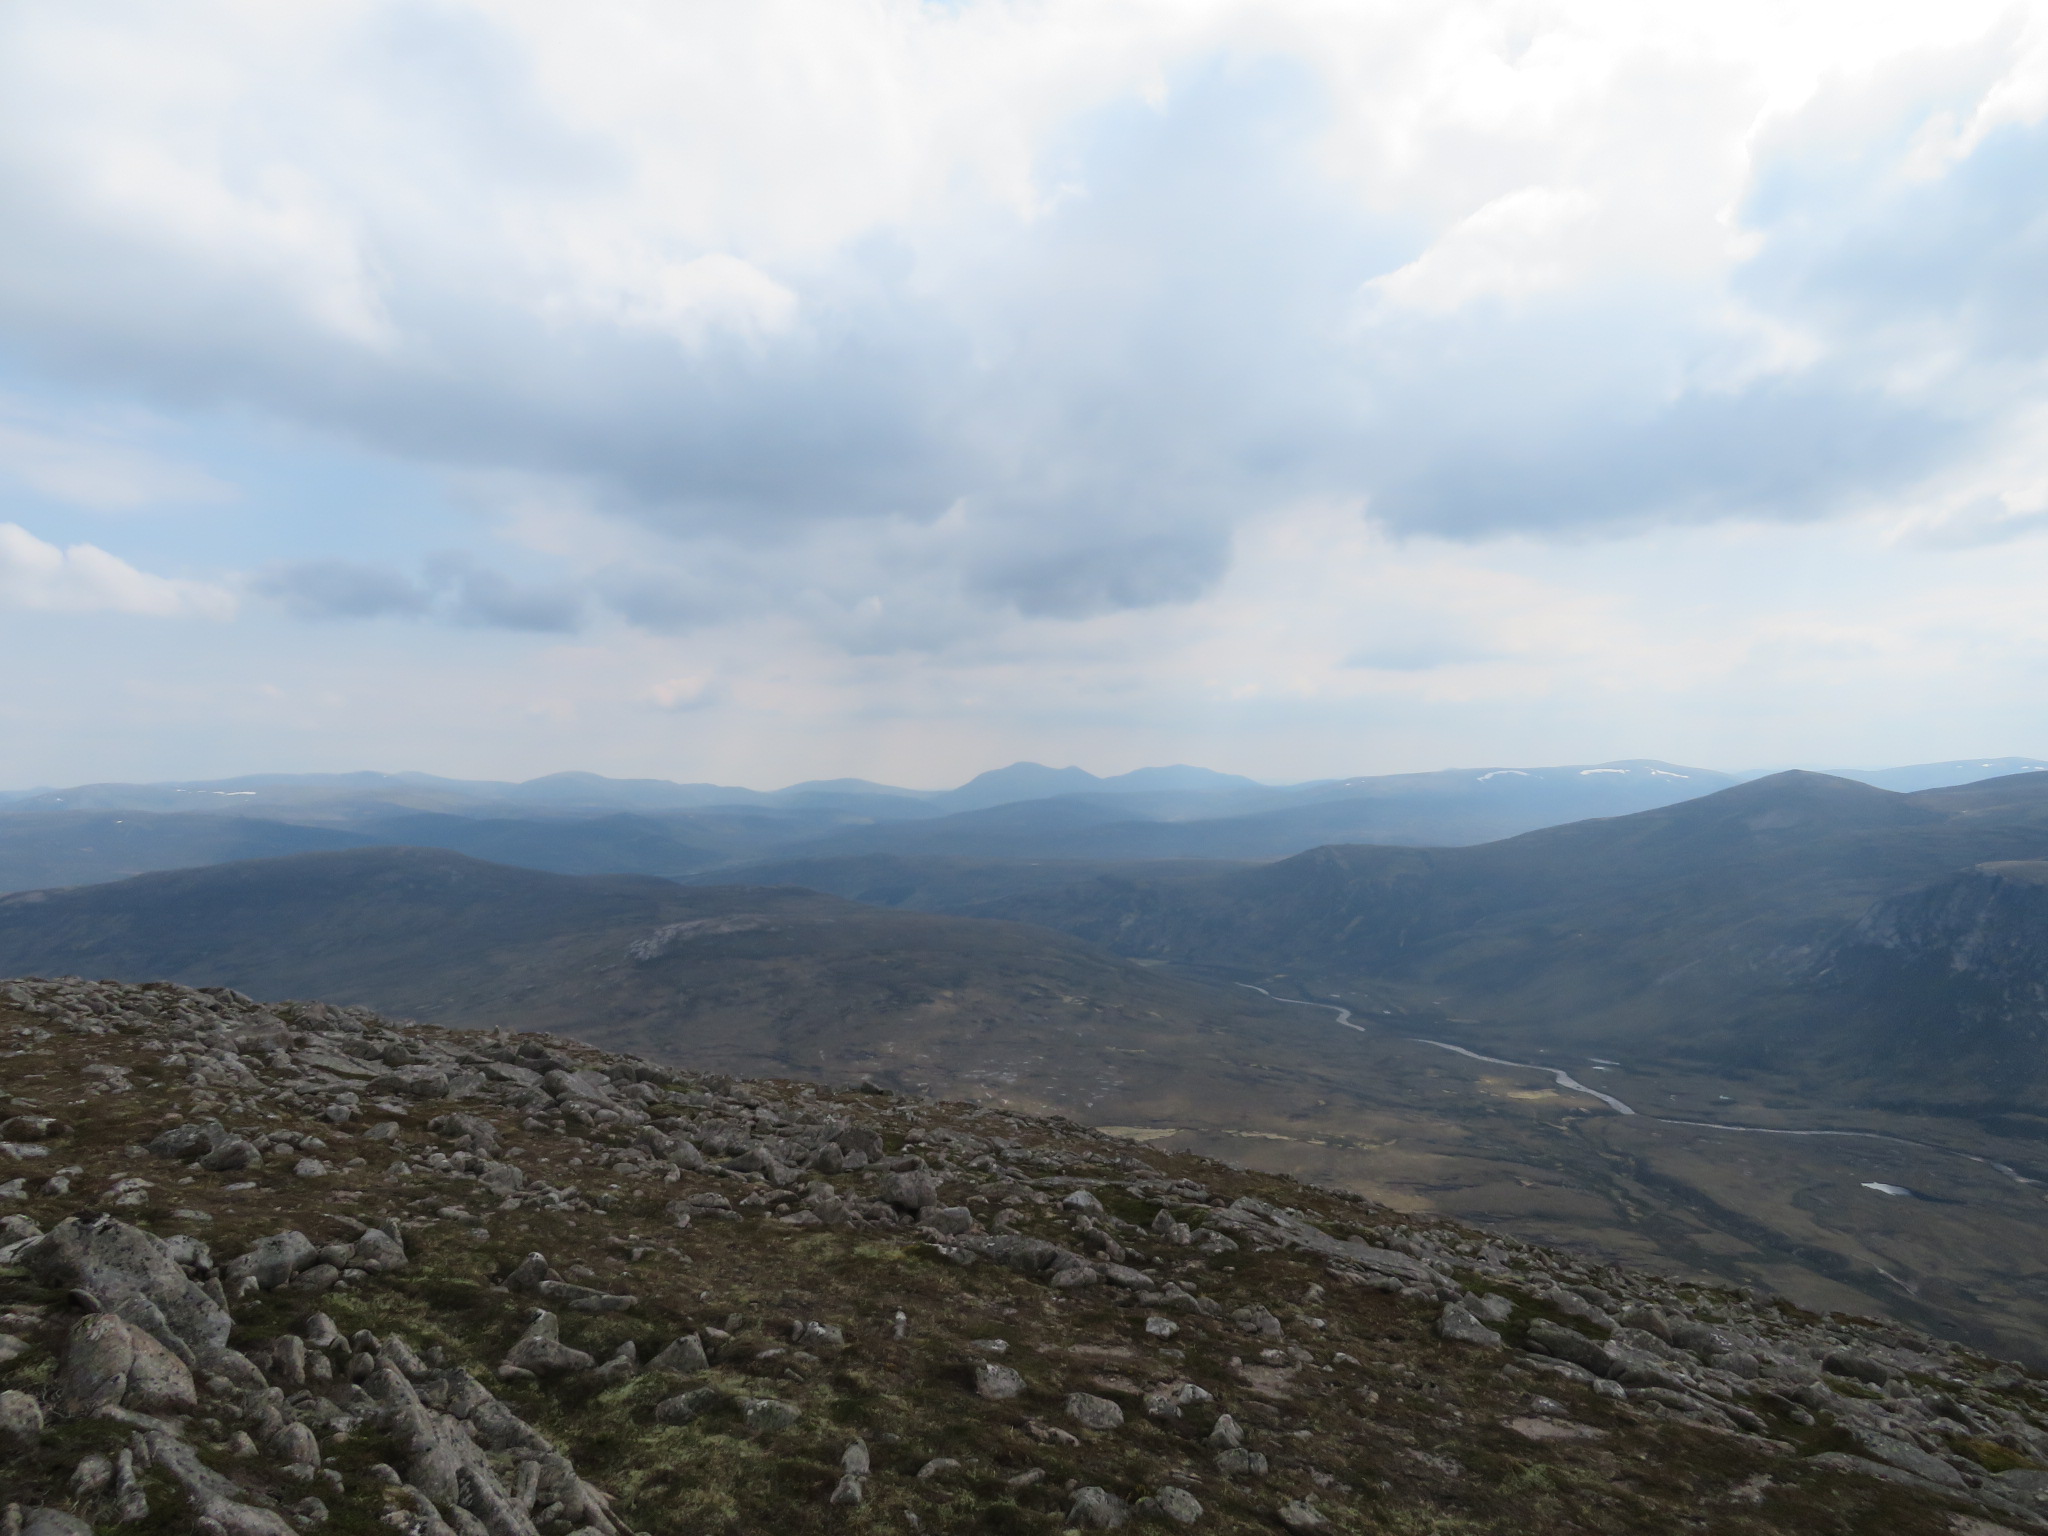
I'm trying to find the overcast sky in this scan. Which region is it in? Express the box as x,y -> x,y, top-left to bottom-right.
3,0 -> 2046,790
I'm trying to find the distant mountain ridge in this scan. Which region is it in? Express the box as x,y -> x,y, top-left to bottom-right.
2,755 -> 2043,896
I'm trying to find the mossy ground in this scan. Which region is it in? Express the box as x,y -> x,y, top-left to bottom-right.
0,997 -> 2018,1535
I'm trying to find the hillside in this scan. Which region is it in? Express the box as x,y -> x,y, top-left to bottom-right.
973,771 -> 2048,1101
0,847 -> 1327,1090
684,855 -> 1256,914
0,812 -> 374,895
4,975 -> 2048,1535
6,846 -> 2048,1369
1816,861 -> 2048,1104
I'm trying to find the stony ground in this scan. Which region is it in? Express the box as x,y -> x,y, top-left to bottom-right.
2,976 -> 2047,1535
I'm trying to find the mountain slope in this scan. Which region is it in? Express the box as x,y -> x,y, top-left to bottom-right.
350,811 -> 720,877
683,853 -> 1256,913
974,772 -> 2048,1095
0,810 -> 374,894
3,974 -> 2038,1535
0,846 -> 1326,1088
1818,860 -> 2048,1100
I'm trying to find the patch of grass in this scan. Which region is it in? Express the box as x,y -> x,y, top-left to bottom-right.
1947,1434 -> 2041,1474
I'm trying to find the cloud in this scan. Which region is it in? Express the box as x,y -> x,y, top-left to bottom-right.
0,521 -> 232,616
255,553 -> 582,632
428,555 -> 583,633
253,559 -> 432,620
2,0 -> 2047,645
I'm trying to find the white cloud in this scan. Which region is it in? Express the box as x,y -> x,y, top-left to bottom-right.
0,522 -> 233,616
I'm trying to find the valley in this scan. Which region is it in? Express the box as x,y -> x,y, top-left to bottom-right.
2,761 -> 2047,1370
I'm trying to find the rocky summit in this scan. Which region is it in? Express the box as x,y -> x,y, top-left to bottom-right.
1,977 -> 2046,1535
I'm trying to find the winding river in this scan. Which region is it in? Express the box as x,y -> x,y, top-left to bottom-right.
1235,981 -> 2037,1189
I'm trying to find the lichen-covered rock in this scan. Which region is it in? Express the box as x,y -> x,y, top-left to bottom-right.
1437,1303 -> 1503,1348
58,1312 -> 197,1414
1137,1485 -> 1204,1525
976,1362 -> 1026,1400
879,1168 -> 940,1213
501,1311 -> 593,1375
1066,1392 -> 1124,1430
741,1397 -> 801,1431
0,1387 -> 43,1445
646,1334 -> 709,1375
1068,1486 -> 1130,1529
23,1214 -> 231,1363
226,1231 -> 316,1291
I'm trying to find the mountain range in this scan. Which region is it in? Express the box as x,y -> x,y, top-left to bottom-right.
4,755 -> 2043,895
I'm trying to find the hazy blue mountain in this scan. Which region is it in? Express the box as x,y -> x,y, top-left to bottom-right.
0,811 -> 373,893
922,761 -> 1267,813
349,811 -> 720,876
683,851 -> 1253,911
720,760 -> 1740,867
1821,757 -> 2048,793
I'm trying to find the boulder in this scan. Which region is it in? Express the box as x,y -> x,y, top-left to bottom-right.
503,1253 -> 551,1291
1137,1486 -> 1203,1526
976,1363 -> 1026,1400
1437,1304 -> 1503,1349
1067,1486 -> 1130,1529
350,1228 -> 407,1273
197,1138 -> 261,1173
1824,1351 -> 1892,1387
0,1387 -> 43,1445
20,1513 -> 93,1536
646,1335 -> 709,1375
918,1206 -> 974,1236
1065,1392 -> 1125,1430
879,1169 -> 940,1213
225,1231 -> 316,1291
741,1397 -> 801,1431
146,1123 -> 222,1160
58,1313 -> 198,1415
23,1214 -> 231,1362
501,1312 -> 594,1374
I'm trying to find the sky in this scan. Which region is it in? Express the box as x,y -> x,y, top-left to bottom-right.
3,0 -> 2048,791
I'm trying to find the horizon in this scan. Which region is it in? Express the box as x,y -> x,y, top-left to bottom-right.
5,751 -> 2046,801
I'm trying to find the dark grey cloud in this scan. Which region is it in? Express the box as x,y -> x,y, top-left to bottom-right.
256,555 -> 580,632
253,559 -> 431,621
425,554 -> 582,633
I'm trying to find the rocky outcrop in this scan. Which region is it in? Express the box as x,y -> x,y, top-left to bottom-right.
1823,861 -> 2048,1079
4,972 -> 2048,1536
